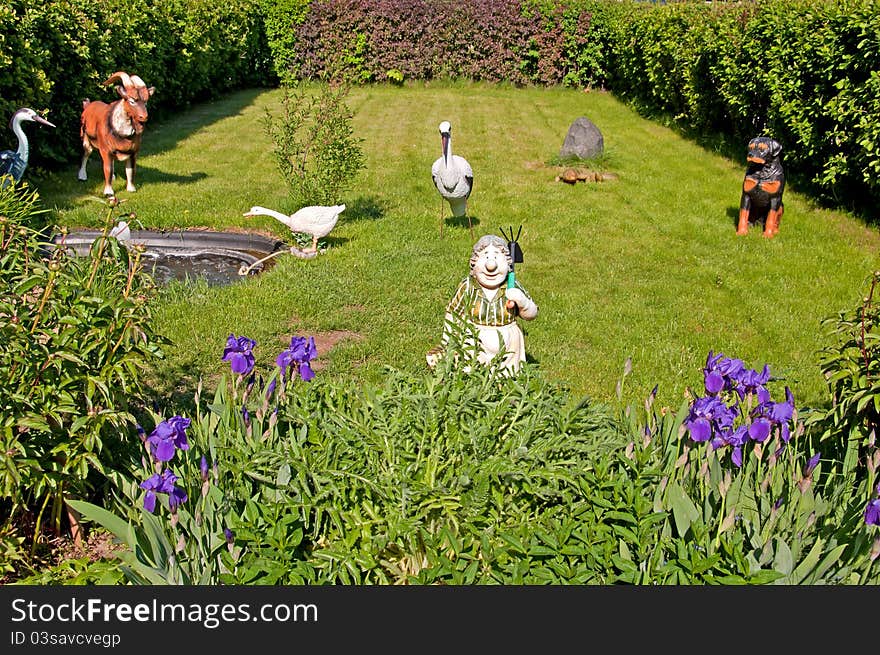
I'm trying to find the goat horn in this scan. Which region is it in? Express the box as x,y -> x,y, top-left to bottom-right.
129,75 -> 147,88
103,71 -> 133,88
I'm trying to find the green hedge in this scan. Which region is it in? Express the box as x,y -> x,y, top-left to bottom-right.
0,0 -> 273,167
596,0 -> 880,214
1,0 -> 877,215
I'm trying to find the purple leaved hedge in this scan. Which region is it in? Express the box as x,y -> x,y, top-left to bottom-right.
287,0 -> 600,87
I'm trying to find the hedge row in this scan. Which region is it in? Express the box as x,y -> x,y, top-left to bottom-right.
2,0 -> 878,215
278,0 -> 879,215
281,0 -> 603,87
596,0 -> 880,215
0,0 -> 272,167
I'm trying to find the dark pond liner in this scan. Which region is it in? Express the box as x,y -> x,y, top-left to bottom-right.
52,229 -> 287,286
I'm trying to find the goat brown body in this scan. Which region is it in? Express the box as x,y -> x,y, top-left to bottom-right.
78,72 -> 154,197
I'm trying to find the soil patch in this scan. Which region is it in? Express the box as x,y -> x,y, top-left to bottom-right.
275,329 -> 364,371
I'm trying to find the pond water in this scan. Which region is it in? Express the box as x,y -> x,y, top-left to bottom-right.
53,229 -> 287,286
139,248 -> 271,286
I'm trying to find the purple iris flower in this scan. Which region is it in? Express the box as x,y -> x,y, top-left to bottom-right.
704,371 -> 725,395
805,452 -> 821,476
712,425 -> 749,467
751,388 -> 795,442
865,499 -> 880,527
685,396 -> 736,442
222,334 -> 257,375
748,417 -> 772,443
200,455 -> 209,482
703,351 -> 745,394
275,335 -> 318,382
224,528 -> 235,543
731,445 -> 744,468
710,424 -> 745,450
147,416 -> 191,462
735,365 -> 771,399
140,469 -> 188,513
766,394 -> 795,422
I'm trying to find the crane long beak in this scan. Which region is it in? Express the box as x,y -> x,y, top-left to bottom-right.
441,132 -> 450,165
35,115 -> 55,128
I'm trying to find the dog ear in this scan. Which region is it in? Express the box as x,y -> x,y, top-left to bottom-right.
769,139 -> 783,158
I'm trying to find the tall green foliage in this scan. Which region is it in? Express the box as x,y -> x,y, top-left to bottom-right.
262,80 -> 365,208
258,0 -> 311,85
50,342 -> 880,585
809,271 -> 880,486
0,184 -> 167,570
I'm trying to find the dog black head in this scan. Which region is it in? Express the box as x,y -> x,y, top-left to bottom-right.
747,136 -> 782,164
746,136 -> 783,179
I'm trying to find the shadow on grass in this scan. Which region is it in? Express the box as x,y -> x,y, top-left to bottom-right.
346,195 -> 388,222
124,166 -> 209,188
137,88 -> 272,158
443,213 -> 481,235
142,359 -> 207,420
58,167 -> 209,206
320,235 -> 350,251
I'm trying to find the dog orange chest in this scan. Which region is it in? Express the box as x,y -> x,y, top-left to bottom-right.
743,177 -> 782,194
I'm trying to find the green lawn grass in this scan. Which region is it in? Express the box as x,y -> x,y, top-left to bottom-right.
35,81 -> 880,412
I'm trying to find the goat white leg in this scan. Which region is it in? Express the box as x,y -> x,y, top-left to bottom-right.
124,156 -> 136,192
78,144 -> 92,181
101,155 -> 115,196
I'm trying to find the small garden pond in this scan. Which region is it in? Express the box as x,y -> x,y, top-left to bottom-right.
53,229 -> 287,286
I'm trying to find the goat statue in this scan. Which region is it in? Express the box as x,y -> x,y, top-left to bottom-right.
78,71 -> 155,197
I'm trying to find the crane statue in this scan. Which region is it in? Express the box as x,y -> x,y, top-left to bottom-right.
431,120 -> 474,239
0,107 -> 56,188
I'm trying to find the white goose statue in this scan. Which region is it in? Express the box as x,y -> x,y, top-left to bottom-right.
0,107 -> 55,188
244,204 -> 345,254
431,120 -> 474,238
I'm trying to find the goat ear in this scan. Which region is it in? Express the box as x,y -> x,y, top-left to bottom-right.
115,85 -> 127,99
148,86 -> 156,98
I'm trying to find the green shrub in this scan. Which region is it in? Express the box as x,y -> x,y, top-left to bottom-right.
385,69 -> 404,86
0,183 -> 167,572
808,270 -> 880,486
64,336 -> 880,584
258,0 -> 311,85
262,80 -> 366,207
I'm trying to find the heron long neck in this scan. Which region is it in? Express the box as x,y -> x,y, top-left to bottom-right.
444,134 -> 454,167
440,134 -> 459,184
13,118 -> 28,162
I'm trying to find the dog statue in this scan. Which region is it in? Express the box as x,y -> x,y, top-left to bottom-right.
736,136 -> 785,238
